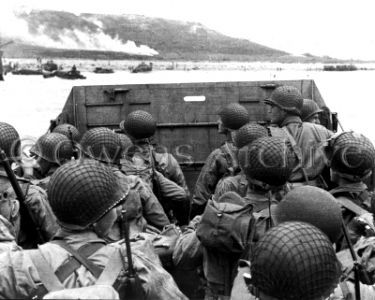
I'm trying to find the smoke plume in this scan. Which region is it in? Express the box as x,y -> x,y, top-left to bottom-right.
0,7 -> 158,56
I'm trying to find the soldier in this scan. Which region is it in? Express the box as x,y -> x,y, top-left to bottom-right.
191,103 -> 250,218
0,159 -> 187,299
264,85 -> 333,188
121,110 -> 191,225
29,132 -> 74,190
238,136 -> 296,214
328,131 -> 375,251
301,98 -> 323,124
214,123 -> 269,198
80,127 -> 170,237
0,185 -> 21,252
52,123 -> 81,142
231,222 -> 341,300
0,122 -> 58,248
198,136 -> 296,299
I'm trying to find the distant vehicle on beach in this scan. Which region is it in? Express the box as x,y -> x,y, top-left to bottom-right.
93,67 -> 114,74
130,62 -> 153,73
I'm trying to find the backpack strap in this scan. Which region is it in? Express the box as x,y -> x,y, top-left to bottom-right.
29,247 -> 65,298
334,196 -> 369,216
53,241 -> 105,282
240,217 -> 256,260
281,127 -> 310,183
51,240 -> 104,279
95,247 -> 125,286
221,142 -> 239,175
339,281 -> 353,300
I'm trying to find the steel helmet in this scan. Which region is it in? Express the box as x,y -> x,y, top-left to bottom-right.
275,186 -> 342,243
219,103 -> 250,130
331,131 -> 375,179
123,110 -> 157,139
264,85 -> 303,116
301,99 -> 323,121
52,123 -> 80,142
250,222 -> 341,300
48,159 -> 123,228
233,123 -> 268,148
30,132 -> 73,165
80,127 -> 123,163
0,122 -> 20,161
241,136 -> 297,186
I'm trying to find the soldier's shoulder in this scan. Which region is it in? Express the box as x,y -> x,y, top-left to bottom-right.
303,122 -> 333,136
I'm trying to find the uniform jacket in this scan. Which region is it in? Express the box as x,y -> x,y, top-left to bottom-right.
192,141 -> 239,216
108,168 -> 170,241
119,149 -> 190,225
0,229 -> 187,299
270,115 -> 333,183
330,182 -> 371,251
30,166 -> 58,192
120,141 -> 190,197
0,215 -> 21,252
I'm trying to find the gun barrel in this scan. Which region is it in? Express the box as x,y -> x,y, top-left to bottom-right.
121,209 -> 136,277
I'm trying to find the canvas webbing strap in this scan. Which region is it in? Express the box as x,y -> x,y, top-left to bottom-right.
334,196 -> 368,216
29,247 -> 65,293
51,240 -> 104,279
53,242 -> 105,282
96,247 -> 125,285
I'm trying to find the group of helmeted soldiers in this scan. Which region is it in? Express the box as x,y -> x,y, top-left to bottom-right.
0,85 -> 374,300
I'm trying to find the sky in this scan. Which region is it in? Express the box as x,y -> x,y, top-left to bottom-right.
2,0 -> 375,60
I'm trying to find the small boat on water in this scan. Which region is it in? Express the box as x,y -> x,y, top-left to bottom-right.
42,60 -> 58,72
43,68 -> 86,80
12,69 -> 43,75
323,64 -> 358,71
131,62 -> 153,73
93,67 -> 114,74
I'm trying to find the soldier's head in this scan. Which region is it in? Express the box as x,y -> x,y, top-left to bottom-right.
264,86 -> 303,126
218,103 -> 249,134
52,123 -> 81,142
248,222 -> 341,300
48,159 -> 127,237
233,123 -> 269,149
80,127 -> 123,164
274,186 -> 342,243
240,136 -> 296,188
330,131 -> 375,183
301,99 -> 323,124
122,110 -> 156,141
30,132 -> 73,176
0,122 -> 21,163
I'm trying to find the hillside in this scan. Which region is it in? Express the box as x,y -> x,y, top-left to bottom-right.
1,9 -> 345,62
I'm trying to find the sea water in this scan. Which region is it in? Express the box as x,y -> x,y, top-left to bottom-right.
1,68 -> 375,144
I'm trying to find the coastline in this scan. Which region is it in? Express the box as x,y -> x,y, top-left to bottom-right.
4,58 -> 375,72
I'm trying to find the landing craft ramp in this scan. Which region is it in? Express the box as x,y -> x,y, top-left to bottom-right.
54,79 -> 333,191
